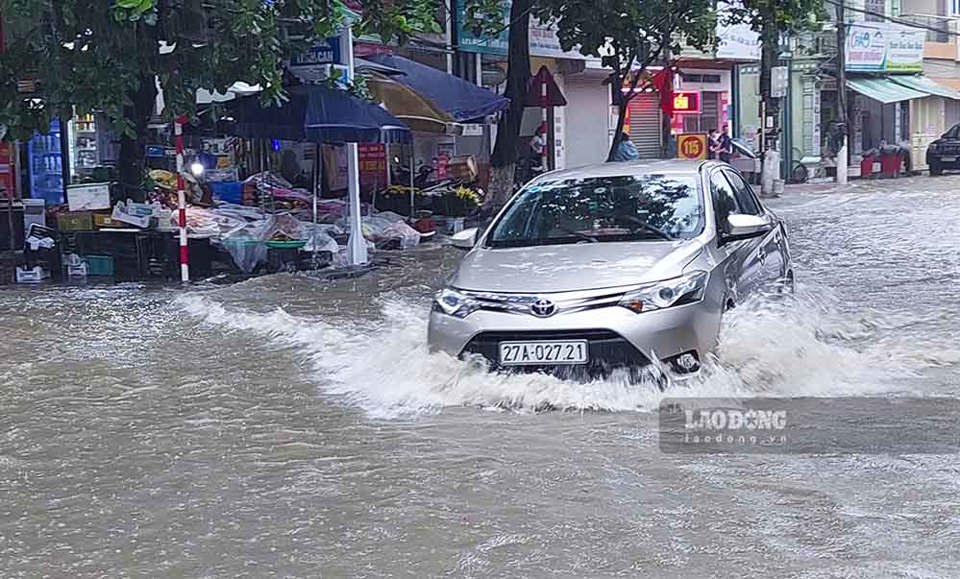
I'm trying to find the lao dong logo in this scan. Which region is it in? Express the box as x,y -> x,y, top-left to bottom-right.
684,408 -> 787,431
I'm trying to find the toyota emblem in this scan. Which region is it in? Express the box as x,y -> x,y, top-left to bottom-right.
530,298 -> 557,318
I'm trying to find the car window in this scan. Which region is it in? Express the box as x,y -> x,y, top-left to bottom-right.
722,169 -> 762,216
486,173 -> 704,248
710,171 -> 741,231
946,124 -> 960,139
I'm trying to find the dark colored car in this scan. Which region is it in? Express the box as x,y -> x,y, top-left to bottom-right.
926,123 -> 960,175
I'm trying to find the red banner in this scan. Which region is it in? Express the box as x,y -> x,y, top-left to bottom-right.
0,142 -> 14,200
358,144 -> 387,187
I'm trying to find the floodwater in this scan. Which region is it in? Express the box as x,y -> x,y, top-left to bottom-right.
2,176 -> 960,576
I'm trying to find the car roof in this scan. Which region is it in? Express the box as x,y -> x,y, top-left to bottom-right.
528,159 -> 719,183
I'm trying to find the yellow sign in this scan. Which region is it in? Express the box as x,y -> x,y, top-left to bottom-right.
677,133 -> 708,160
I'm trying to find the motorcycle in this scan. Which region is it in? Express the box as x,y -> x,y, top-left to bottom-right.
391,157 -> 434,190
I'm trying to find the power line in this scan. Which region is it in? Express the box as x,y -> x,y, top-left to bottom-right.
822,0 -> 960,38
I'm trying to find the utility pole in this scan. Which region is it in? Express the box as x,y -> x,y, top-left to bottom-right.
836,0 -> 849,184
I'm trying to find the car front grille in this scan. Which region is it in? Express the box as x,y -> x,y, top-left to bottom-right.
460,329 -> 650,380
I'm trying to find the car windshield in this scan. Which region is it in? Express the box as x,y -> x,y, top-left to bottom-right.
486,173 -> 704,248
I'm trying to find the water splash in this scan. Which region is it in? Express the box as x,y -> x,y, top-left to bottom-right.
176,281 -> 947,418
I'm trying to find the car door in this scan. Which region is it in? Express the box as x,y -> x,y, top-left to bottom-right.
709,168 -> 765,304
722,168 -> 787,290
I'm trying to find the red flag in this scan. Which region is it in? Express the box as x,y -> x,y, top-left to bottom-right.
652,68 -> 674,118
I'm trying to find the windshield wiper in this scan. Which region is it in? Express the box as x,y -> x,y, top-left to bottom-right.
619,215 -> 675,241
552,226 -> 599,243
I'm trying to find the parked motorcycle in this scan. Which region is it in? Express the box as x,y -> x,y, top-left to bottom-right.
391,157 -> 434,190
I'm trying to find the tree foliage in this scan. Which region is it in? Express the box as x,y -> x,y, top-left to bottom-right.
0,0 -> 441,141
537,0 -> 716,159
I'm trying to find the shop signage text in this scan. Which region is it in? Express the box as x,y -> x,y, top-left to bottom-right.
677,134 -> 708,160
846,22 -> 924,73
358,144 -> 387,186
673,92 -> 701,114
454,0 -> 595,61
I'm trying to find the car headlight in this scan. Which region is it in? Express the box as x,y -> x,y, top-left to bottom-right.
618,271 -> 708,313
433,287 -> 479,318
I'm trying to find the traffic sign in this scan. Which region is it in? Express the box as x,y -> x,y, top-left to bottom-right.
677,133 -> 708,160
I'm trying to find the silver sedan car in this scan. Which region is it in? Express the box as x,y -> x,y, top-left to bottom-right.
428,159 -> 793,383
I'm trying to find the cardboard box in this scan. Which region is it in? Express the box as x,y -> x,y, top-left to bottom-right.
57,211 -> 94,231
67,183 -> 111,211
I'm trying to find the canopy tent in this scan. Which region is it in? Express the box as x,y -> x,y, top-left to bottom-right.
231,84 -> 411,144
846,78 -> 926,105
364,54 -> 510,121
365,72 -> 461,135
229,84 -> 412,269
889,75 -> 960,100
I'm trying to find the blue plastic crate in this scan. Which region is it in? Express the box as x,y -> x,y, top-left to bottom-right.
84,255 -> 114,276
211,181 -> 243,204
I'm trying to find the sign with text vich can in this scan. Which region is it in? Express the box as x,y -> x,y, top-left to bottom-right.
677,134 -> 708,160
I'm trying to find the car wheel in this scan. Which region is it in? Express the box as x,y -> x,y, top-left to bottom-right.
930,162 -> 943,176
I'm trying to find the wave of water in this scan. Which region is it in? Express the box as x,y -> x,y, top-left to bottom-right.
175,283 -> 954,418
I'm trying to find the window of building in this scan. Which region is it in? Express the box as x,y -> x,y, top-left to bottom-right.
865,0 -> 885,21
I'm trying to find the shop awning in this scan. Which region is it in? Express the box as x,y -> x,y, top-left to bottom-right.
846,78 -> 927,104
889,75 -> 960,100
364,54 -> 510,122
231,84 -> 411,144
365,72 -> 462,135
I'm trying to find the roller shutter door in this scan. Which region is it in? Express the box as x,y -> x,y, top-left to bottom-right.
628,93 -> 663,158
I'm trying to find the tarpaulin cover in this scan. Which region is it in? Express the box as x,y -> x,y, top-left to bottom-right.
365,54 -> 510,121
232,84 -> 412,144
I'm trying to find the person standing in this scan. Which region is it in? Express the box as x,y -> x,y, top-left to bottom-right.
718,124 -> 733,163
528,123 -> 547,172
707,128 -> 720,160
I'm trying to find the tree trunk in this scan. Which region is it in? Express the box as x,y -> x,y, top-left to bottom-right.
607,99 -> 628,162
117,74 -> 158,202
485,0 -> 531,210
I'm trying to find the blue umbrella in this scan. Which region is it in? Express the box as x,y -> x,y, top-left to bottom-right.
232,84 -> 412,144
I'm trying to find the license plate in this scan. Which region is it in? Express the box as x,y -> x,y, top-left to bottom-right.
941,156 -> 957,162
498,340 -> 589,366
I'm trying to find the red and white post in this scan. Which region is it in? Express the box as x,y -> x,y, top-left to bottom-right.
540,80 -> 549,170
174,115 -> 190,283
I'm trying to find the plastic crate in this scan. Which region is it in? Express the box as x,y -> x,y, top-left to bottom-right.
211,181 -> 243,204
15,266 -> 50,283
84,255 -> 114,276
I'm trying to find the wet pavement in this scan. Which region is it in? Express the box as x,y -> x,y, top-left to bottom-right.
2,175 -> 960,576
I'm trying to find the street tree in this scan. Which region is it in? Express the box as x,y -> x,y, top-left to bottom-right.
464,0 -> 531,209
0,0 -> 440,198
722,0 -> 824,191
536,0 -> 716,161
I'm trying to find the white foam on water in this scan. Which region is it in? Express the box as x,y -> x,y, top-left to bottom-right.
176,283 -> 949,418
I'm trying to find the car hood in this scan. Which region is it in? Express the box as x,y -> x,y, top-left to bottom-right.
452,240 -> 704,293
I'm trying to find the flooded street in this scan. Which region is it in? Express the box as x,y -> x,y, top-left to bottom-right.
3,176 -> 960,576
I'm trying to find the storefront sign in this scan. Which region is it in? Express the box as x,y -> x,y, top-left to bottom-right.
846,22 -> 924,73
715,2 -> 761,63
358,144 -> 387,187
673,92 -> 701,114
885,26 -> 925,73
288,36 -> 346,83
677,134 -> 708,160
454,0 -> 594,61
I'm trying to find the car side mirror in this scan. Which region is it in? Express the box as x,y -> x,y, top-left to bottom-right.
451,227 -> 478,250
724,214 -> 772,241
